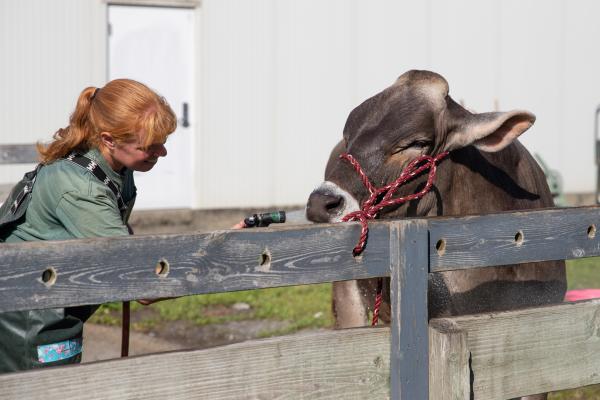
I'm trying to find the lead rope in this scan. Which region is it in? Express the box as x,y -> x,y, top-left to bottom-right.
339,151 -> 449,326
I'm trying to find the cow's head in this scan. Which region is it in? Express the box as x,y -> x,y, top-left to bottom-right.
306,70 -> 536,223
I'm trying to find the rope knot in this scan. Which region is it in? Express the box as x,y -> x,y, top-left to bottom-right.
340,151 -> 449,256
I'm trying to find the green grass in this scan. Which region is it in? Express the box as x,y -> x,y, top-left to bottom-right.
566,257 -> 600,289
90,283 -> 334,336
550,385 -> 600,400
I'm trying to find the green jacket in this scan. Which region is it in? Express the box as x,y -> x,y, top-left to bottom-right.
0,148 -> 136,372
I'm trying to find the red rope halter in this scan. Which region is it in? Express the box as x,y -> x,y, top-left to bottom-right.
339,150 -> 449,325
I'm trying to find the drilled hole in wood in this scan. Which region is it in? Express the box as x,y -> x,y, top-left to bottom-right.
260,250 -> 271,267
435,239 -> 446,256
588,225 -> 597,239
41,267 -> 57,287
155,259 -> 170,277
514,230 -> 524,246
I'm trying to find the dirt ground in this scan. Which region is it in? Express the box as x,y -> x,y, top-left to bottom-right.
83,206 -> 305,363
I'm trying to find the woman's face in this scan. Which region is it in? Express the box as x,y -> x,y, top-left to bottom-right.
102,130 -> 168,172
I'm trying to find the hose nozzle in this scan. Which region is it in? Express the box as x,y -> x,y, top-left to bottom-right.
243,211 -> 286,228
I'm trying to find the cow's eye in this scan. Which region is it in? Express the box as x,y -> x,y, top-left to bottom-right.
409,140 -> 431,149
392,140 -> 431,154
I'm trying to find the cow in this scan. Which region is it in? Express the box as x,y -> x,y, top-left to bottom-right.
306,70 -> 566,400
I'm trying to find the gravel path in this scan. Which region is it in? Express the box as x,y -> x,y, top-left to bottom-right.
82,323 -> 185,362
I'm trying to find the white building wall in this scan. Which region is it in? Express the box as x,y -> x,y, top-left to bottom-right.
0,0 -> 106,182
1,0 -> 600,209
197,0 -> 357,208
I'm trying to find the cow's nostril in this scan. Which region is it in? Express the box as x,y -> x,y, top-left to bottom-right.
325,195 -> 343,210
306,192 -> 345,223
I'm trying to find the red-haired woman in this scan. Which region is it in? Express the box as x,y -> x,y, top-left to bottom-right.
0,79 -> 177,372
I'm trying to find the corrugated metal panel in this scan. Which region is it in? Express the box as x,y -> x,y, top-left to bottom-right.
196,0 -> 600,208
354,0 -> 600,194
556,0 -> 600,193
3,0 -> 600,208
0,0 -> 106,184
197,0 -> 358,208
271,0 -> 357,206
197,0 -> 277,208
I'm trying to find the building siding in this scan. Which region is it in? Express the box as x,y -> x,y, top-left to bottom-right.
1,0 -> 599,209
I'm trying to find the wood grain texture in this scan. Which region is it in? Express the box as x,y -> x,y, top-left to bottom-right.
429,206 -> 600,272
0,327 -> 391,400
3,299 -> 598,400
441,298 -> 600,399
428,319 -> 470,400
390,220 -> 429,400
0,222 -> 391,312
0,144 -> 38,164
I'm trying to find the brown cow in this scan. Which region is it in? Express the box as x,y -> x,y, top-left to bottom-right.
306,70 -> 566,400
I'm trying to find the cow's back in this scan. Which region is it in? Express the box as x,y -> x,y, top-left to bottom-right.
432,141 -> 566,317
442,140 -> 554,215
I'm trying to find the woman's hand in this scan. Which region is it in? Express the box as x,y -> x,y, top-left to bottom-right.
231,220 -> 246,229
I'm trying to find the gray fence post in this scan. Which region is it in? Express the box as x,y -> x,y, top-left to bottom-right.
390,219 -> 429,400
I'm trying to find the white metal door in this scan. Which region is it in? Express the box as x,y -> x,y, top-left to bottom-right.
108,5 -> 194,209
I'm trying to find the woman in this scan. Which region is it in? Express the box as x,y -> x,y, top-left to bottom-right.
0,79 -> 177,372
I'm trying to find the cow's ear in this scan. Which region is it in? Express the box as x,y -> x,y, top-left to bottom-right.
445,110 -> 536,153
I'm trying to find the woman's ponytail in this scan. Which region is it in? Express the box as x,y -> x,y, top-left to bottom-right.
37,87 -> 97,164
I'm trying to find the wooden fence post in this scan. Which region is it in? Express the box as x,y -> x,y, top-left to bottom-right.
390,219 -> 429,400
429,319 -> 470,400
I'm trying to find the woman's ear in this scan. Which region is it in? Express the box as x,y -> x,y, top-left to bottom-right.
100,132 -> 116,150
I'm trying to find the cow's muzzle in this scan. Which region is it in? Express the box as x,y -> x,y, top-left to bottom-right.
306,181 -> 360,223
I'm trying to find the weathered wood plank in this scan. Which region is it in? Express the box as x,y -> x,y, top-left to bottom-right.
0,144 -> 38,164
390,220 -> 429,400
428,319 -> 470,400
0,222 -> 391,312
429,206 -> 600,272
441,298 -> 600,399
0,327 -> 391,400
5,298 -> 598,400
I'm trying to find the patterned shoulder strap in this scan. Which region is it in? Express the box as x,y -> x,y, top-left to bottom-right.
64,153 -> 127,216
9,164 -> 42,215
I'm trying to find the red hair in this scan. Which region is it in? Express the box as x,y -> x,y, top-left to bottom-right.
38,79 -> 177,163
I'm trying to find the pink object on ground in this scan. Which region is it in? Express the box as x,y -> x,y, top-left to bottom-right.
564,289 -> 600,302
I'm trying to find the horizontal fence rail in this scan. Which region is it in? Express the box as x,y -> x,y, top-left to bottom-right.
3,299 -> 600,400
0,223 -> 391,313
430,298 -> 600,399
1,328 -> 392,400
429,206 -> 600,271
0,143 -> 38,164
3,206 -> 600,312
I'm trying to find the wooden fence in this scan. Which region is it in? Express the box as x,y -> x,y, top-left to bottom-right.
2,144 -> 600,399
